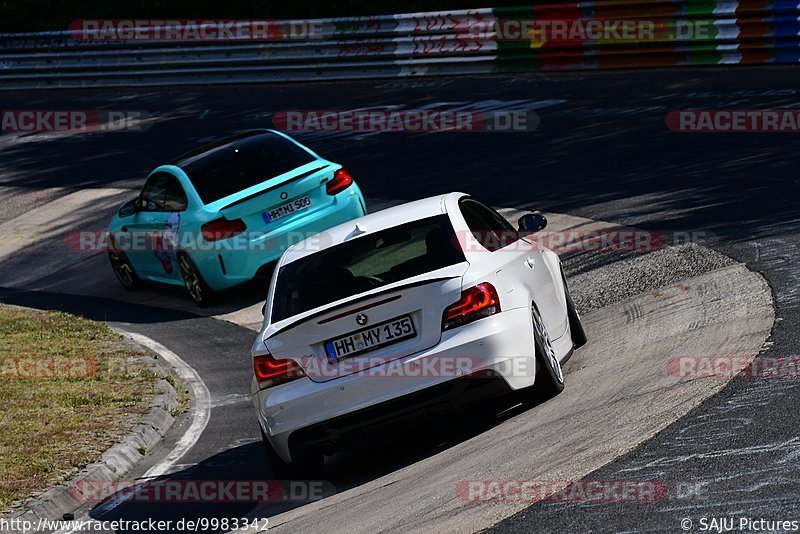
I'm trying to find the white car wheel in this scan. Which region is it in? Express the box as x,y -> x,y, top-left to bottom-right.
532,304 -> 564,399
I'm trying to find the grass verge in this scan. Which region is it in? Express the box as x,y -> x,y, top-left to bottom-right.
0,304 -> 156,511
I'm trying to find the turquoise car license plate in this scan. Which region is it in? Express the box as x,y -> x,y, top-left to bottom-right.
263,196 -> 311,223
324,315 -> 415,362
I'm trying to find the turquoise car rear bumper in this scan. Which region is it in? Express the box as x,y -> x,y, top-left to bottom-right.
190,185 -> 366,291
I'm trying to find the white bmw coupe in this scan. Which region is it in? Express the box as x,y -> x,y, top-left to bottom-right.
251,192 -> 587,478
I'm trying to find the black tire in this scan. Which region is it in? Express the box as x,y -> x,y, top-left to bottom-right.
108,249 -> 141,290
531,304 -> 565,400
177,252 -> 217,307
561,270 -> 588,349
260,427 -> 325,480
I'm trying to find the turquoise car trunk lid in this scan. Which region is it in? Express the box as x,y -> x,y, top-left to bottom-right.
210,162 -> 335,231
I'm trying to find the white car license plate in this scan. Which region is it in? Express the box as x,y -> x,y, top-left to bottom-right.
262,196 -> 311,223
324,315 -> 415,362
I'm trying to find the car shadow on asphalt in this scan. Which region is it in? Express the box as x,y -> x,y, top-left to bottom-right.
0,278 -> 272,326
0,285 -> 201,325
3,248 -> 274,321
85,391 -> 542,532
83,443 -> 306,530
325,395 -> 535,486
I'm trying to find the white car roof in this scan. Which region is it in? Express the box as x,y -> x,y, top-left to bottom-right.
281,191 -> 468,264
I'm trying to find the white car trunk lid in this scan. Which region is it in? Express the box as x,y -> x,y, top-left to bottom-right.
265,263 -> 467,382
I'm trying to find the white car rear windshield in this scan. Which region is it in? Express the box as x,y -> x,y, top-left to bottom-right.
271,215 -> 465,322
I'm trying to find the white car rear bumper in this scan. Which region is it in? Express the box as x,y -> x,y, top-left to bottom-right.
253,306 -> 576,462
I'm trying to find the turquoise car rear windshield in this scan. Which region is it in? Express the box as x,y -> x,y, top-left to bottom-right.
180,132 -> 315,204
271,215 -> 466,322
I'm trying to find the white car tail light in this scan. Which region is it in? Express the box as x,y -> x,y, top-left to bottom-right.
442,282 -> 501,331
254,351 -> 305,389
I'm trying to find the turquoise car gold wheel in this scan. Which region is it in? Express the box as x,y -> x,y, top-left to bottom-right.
178,252 -> 216,307
108,249 -> 141,290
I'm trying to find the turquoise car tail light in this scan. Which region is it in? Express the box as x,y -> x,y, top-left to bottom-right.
201,217 -> 246,242
326,168 -> 353,195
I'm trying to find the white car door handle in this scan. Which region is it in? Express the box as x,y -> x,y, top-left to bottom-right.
525,257 -> 536,269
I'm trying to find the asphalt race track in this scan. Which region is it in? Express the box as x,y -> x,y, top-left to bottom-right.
1,67 -> 799,532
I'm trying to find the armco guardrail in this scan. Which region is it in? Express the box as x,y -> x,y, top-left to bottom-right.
0,1 -> 797,90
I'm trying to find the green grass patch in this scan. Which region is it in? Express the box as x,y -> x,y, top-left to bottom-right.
0,305 -> 156,511
164,374 -> 190,418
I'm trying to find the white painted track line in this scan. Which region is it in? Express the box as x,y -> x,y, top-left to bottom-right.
55,330 -> 211,534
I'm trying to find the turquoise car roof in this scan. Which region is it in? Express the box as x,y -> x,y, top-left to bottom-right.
168,129 -> 270,168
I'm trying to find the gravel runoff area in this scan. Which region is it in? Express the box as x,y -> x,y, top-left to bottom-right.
493,208 -> 738,317
564,243 -> 737,315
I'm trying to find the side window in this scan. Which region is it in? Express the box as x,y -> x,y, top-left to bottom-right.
140,172 -> 187,212
459,198 -> 518,252
163,175 -> 188,211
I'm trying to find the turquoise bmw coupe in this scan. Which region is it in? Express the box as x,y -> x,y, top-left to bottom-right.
107,129 -> 367,306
